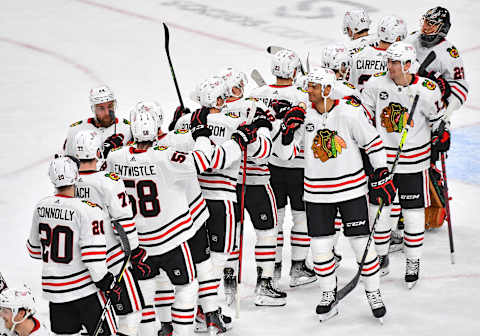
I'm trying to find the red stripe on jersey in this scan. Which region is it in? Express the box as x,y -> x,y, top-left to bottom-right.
266,184 -> 278,223
193,151 -> 207,171
139,217 -> 192,241
182,242 -> 195,282
404,236 -> 423,243
125,270 -> 140,311
258,138 -> 269,159
172,313 -> 194,319
314,263 -> 335,272
42,274 -> 91,287
190,198 -> 206,215
363,261 -> 380,272
425,170 -> 430,206
291,237 -> 310,242
107,250 -> 124,262
451,85 -> 467,101
304,174 -> 366,189
245,166 -> 269,172
142,311 -> 155,316
212,148 -> 221,169
154,296 -> 175,301
366,140 -> 383,151
198,284 -> 220,292
27,246 -> 41,255
227,201 -> 233,253
387,147 -> 430,159
81,251 -> 106,256
121,222 -> 135,228
254,251 -> 275,256
197,178 -> 235,187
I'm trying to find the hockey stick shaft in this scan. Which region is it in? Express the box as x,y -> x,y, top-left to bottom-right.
93,221 -> 132,336
163,23 -> 184,109
238,149 -> 248,284
250,69 -> 266,87
0,272 -> 8,293
440,153 -> 455,264
337,94 -> 420,301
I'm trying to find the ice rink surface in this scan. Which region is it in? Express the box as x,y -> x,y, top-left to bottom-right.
0,0 -> 479,335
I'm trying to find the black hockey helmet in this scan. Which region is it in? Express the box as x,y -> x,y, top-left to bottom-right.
420,7 -> 451,47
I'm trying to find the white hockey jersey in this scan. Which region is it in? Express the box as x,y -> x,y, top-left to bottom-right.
248,85 -> 308,169
406,32 -> 469,117
296,98 -> 387,203
75,171 -> 138,275
27,195 -> 109,303
30,317 -> 51,336
361,73 -> 446,173
106,139 -> 212,256
345,34 -> 377,55
349,45 -> 388,90
63,117 -> 133,169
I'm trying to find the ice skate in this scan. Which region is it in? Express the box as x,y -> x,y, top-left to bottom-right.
273,262 -> 282,287
365,289 -> 386,323
289,260 -> 317,287
405,258 -> 420,289
158,321 -> 173,336
315,288 -> 338,322
195,306 -> 231,333
389,229 -> 404,253
255,277 -> 287,306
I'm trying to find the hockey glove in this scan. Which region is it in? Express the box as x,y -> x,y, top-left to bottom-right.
130,247 -> 156,280
280,106 -> 306,145
103,133 -> 124,158
369,168 -> 396,205
271,99 -> 292,119
190,107 -> 212,141
168,105 -> 191,131
431,127 -> 451,162
95,272 -> 122,304
252,107 -> 274,131
232,123 -> 257,150
427,72 -> 451,102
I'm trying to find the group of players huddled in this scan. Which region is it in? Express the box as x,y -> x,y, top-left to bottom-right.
1,5 -> 466,336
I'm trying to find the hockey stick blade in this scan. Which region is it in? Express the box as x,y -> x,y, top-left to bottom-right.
163,23 -> 184,108
251,69 -> 266,87
337,94 -> 420,301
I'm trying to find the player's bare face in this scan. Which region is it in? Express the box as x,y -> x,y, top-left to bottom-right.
0,308 -> 14,329
94,101 -> 115,127
421,19 -> 440,35
307,83 -> 322,103
387,59 -> 403,81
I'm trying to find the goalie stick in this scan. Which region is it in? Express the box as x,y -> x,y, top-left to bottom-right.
337,94 -> 420,301
93,221 -> 132,336
163,23 -> 184,109
250,69 -> 266,87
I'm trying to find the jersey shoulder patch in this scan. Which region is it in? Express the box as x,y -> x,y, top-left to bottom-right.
446,46 -> 459,58
110,146 -> 123,152
81,200 -> 103,209
69,120 -> 83,127
225,111 -> 240,118
421,79 -> 437,91
174,129 -> 189,134
104,172 -> 120,181
344,97 -> 361,107
123,118 -> 131,125
153,145 -> 169,151
342,81 -> 356,89
373,71 -> 387,77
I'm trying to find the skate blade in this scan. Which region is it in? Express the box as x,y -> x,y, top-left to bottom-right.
405,281 -> 417,290
317,307 -> 338,322
289,276 -> 317,288
254,296 -> 287,307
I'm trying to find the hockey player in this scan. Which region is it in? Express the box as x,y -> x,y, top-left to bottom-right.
350,15 -> 407,90
247,50 -> 316,290
361,41 -> 449,287
107,102 -> 218,336
68,130 -> 145,336
342,9 -> 376,55
64,86 -> 132,170
407,7 -> 469,120
27,156 -> 118,335
0,287 -> 50,335
294,67 -> 391,322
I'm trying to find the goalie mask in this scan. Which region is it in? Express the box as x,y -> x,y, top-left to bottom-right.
48,156 -> 79,188
130,101 -> 162,142
420,7 -> 451,48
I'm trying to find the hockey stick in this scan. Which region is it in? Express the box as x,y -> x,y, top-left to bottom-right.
163,23 -> 184,109
417,51 -> 436,77
337,94 -> 420,301
250,69 -> 266,87
440,149 -> 455,264
0,272 -> 8,293
93,221 -> 132,336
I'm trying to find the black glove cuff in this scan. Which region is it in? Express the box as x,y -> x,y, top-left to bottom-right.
95,272 -> 114,292
253,118 -> 272,131
191,125 -> 212,140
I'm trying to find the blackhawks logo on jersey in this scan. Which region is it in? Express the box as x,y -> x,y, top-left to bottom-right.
345,97 -> 360,107
70,120 -> 83,127
105,172 -> 120,181
225,112 -> 240,118
422,79 -> 436,90
381,102 -> 413,133
447,46 -> 459,58
374,72 -> 387,77
123,119 -> 131,125
82,200 -> 101,208
174,129 -> 189,134
343,81 -> 356,90
311,129 -> 347,163
153,145 -> 168,151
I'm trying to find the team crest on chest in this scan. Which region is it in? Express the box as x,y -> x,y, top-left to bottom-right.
153,145 -> 168,151
225,112 -> 240,118
345,97 -> 360,107
447,46 -> 459,58
422,79 -> 436,90
311,129 -> 347,162
381,102 -> 413,133
105,172 -> 120,181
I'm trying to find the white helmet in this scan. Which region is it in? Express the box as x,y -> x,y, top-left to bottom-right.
48,156 -> 79,188
377,15 -> 407,43
271,49 -> 302,79
343,9 -> 371,38
218,66 -> 248,98
130,101 -> 161,142
193,76 -> 228,109
386,41 -> 416,67
0,287 -> 36,333
71,130 -> 102,160
305,67 -> 336,98
321,44 -> 351,76
89,85 -> 116,112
